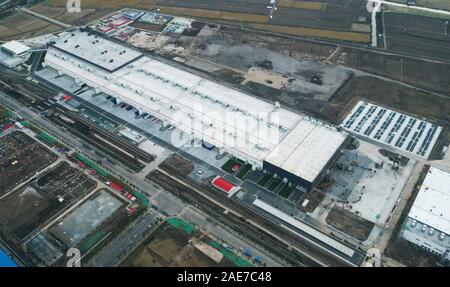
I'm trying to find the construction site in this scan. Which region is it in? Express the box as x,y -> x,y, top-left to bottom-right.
122,218 -> 256,267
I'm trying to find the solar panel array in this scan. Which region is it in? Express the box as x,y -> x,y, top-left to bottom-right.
342,101 -> 442,159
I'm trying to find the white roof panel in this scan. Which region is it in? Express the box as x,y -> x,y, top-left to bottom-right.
265,119 -> 347,182
408,167 -> 450,235
1,41 -> 30,55
51,31 -> 143,72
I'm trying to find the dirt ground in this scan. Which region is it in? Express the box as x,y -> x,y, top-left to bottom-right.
0,11 -> 62,40
121,222 -> 227,267
325,206 -> 375,242
334,48 -> 450,95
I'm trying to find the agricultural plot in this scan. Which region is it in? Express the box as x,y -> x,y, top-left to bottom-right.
0,131 -> 57,196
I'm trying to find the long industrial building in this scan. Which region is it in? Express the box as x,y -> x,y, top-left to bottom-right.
401,167 -> 450,259
43,30 -> 348,191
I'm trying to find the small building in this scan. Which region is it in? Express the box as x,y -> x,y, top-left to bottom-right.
401,167 -> 450,259
0,41 -> 31,68
1,41 -> 31,57
121,9 -> 145,21
211,176 -> 240,197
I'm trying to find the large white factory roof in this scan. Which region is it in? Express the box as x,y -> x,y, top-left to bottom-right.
1,41 -> 31,56
45,31 -> 347,179
51,31 -> 143,72
408,167 -> 450,235
265,119 -> 347,182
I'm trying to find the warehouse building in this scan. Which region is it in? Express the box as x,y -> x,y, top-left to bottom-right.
0,41 -> 31,68
401,167 -> 450,259
43,30 -> 348,191
342,101 -> 442,159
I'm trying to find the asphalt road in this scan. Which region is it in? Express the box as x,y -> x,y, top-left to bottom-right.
87,210 -> 160,267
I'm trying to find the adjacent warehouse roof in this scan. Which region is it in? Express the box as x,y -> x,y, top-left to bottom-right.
1,41 -> 31,56
50,32 -> 143,72
408,167 -> 450,235
265,118 -> 347,183
45,30 -> 347,178
341,101 -> 442,159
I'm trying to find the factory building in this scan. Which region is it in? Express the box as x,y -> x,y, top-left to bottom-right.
0,41 -> 31,68
401,167 -> 450,260
43,30 -> 348,191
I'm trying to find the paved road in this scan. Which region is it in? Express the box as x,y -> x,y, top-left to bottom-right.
20,7 -> 72,28
87,210 -> 160,267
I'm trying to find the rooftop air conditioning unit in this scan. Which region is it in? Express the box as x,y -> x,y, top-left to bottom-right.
256,144 -> 265,150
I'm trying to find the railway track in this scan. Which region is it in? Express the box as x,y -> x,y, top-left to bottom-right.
150,167 -> 360,267
56,107 -> 155,163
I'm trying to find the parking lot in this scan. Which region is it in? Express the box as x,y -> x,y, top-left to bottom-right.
322,140 -> 416,225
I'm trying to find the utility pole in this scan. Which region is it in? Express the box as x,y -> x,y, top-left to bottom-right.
400,57 -> 403,83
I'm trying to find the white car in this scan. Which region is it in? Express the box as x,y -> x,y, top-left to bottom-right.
439,233 -> 446,241
421,224 -> 427,232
